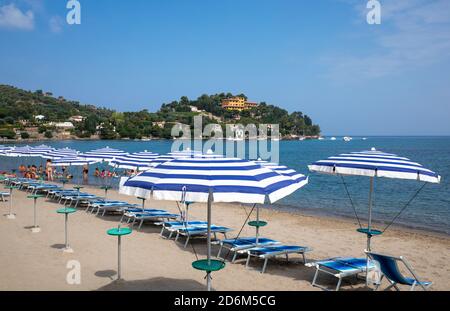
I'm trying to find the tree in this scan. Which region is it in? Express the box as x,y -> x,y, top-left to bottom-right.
44,131 -> 53,139
20,132 -> 30,139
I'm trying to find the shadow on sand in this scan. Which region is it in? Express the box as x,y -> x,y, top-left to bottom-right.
96,277 -> 206,291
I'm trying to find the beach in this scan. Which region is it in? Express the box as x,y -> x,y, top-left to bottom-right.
1,184 -> 449,291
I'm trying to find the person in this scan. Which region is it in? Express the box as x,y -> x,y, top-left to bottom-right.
19,164 -> 26,175
100,169 -> 106,178
38,165 -> 43,176
30,165 -> 37,179
82,164 -> 89,182
94,167 -> 100,177
46,159 -> 53,181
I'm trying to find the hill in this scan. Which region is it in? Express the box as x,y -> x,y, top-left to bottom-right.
0,85 -> 320,140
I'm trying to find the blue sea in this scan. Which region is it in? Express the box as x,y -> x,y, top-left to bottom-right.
1,137 -> 449,235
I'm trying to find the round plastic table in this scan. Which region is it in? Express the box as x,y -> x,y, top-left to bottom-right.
57,208 -> 77,253
107,227 -> 132,280
27,194 -> 44,233
5,186 -> 19,219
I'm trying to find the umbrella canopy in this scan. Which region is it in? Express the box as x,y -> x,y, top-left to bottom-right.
42,148 -> 79,160
308,148 -> 441,253
124,157 -> 303,204
6,145 -> 33,157
80,147 -> 128,162
308,148 -> 440,184
52,157 -> 98,167
28,145 -> 55,157
111,151 -> 159,170
0,145 -> 14,155
121,156 -> 307,290
255,159 -> 308,184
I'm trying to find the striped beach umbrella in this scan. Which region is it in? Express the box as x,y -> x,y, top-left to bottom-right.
255,159 -> 308,184
121,156 -> 307,291
308,148 -> 441,252
111,151 -> 159,170
42,148 -> 78,160
6,145 -> 33,157
28,145 -> 55,157
52,157 -> 98,167
80,147 -> 128,162
0,145 -> 13,155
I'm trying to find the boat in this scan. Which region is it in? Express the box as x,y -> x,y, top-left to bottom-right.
318,137 -> 325,141
330,137 -> 337,141
343,136 -> 353,142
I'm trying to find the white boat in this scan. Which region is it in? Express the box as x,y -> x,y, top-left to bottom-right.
318,137 -> 325,141
330,137 -> 337,141
362,137 -> 367,141
343,136 -> 353,142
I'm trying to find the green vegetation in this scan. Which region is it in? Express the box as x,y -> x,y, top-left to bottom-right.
0,85 -> 320,140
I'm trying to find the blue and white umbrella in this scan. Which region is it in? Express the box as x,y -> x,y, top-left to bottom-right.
6,145 -> 33,157
111,151 -> 159,170
0,145 -> 14,155
52,157 -> 98,167
255,159 -> 308,184
28,145 -> 55,157
80,147 -> 128,162
43,148 -> 79,160
308,148 -> 441,252
121,156 -> 307,290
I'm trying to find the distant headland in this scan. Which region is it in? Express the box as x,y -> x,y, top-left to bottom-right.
0,85 -> 321,142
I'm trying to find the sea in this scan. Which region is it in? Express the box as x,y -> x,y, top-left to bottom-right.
1,136 -> 449,235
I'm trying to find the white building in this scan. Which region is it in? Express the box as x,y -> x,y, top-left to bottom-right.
35,115 -> 45,121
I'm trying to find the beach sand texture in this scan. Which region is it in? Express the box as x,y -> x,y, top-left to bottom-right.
0,185 -> 449,291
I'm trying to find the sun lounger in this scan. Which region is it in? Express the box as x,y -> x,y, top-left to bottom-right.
306,257 -> 376,291
94,202 -> 140,216
131,212 -> 180,229
86,200 -> 134,213
0,191 -> 10,201
175,225 -> 233,248
216,237 -> 281,262
366,251 -> 432,291
160,221 -> 209,239
245,245 -> 312,273
121,208 -> 168,223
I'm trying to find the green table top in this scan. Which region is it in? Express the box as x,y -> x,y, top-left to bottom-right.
5,186 -> 19,190
107,227 -> 132,236
27,195 -> 44,199
248,220 -> 268,228
100,186 -> 112,190
192,259 -> 225,272
73,186 -> 84,190
137,197 -> 147,201
357,228 -> 383,236
57,208 -> 77,214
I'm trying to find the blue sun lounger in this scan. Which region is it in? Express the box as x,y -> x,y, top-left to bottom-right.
245,245 -> 312,273
366,251 -> 432,291
175,225 -> 233,248
120,208 -> 168,223
0,191 -> 10,201
216,237 -> 281,262
132,212 -> 180,229
306,257 -> 376,291
160,221 -> 209,239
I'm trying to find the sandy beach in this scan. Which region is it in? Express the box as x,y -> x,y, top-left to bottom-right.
0,183 -> 449,291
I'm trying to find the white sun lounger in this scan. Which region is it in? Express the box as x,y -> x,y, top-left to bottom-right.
175,225 -> 233,248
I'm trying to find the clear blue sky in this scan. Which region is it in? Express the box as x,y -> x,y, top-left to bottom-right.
1,0 -> 449,135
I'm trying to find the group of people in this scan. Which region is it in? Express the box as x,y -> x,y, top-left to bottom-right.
15,161 -> 137,182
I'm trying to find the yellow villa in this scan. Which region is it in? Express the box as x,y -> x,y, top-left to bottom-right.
221,96 -> 258,111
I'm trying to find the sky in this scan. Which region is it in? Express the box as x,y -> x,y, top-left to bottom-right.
0,0 -> 449,136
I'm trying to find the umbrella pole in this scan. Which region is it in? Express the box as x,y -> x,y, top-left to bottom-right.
207,191 -> 212,291
367,177 -> 374,251
256,204 -> 260,244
